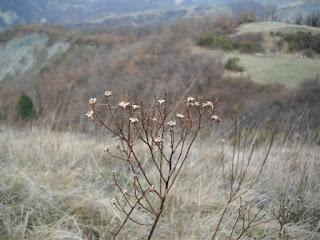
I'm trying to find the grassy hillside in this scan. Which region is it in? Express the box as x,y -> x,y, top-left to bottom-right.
226,21 -> 320,88
227,53 -> 320,87
236,21 -> 320,35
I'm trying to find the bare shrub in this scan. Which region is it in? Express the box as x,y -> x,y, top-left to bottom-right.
210,118 -> 275,239
85,93 -> 221,239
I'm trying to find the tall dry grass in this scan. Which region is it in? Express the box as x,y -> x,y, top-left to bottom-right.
0,126 -> 319,239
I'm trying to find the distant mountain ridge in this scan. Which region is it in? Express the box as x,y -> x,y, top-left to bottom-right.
0,0 -> 319,29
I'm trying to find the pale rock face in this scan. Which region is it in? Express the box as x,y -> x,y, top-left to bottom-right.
0,34 -> 47,82
0,34 -> 71,83
0,10 -> 19,25
175,0 -> 184,6
47,42 -> 71,59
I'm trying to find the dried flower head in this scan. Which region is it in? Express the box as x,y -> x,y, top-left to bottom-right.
154,137 -> 164,145
104,91 -> 112,97
152,117 -> 157,122
149,185 -> 155,192
104,145 -> 111,152
176,113 -> 185,119
85,110 -> 95,120
123,189 -> 128,194
132,104 -> 140,110
167,120 -> 176,127
129,117 -> 139,124
111,198 -> 117,205
89,97 -> 97,106
194,101 -> 200,106
118,101 -> 130,109
211,115 -> 222,124
202,101 -> 214,109
187,96 -> 196,103
158,99 -> 165,105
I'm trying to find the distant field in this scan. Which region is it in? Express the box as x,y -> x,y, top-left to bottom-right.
236,21 -> 320,35
227,54 -> 320,88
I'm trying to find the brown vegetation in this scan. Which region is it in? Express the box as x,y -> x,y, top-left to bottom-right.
0,17 -> 319,141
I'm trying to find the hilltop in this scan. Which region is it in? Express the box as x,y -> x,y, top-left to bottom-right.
236,21 -> 320,35
229,21 -> 320,87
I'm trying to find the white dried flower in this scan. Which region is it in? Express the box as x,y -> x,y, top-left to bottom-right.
123,189 -> 128,194
167,120 -> 176,127
132,104 -> 140,110
154,137 -> 164,144
84,110 -> 94,120
111,198 -> 117,205
152,117 -> 157,122
158,99 -> 165,105
118,101 -> 130,109
129,117 -> 139,123
202,101 -> 214,109
89,97 -> 97,106
187,96 -> 196,103
176,113 -> 185,119
104,145 -> 111,152
211,115 -> 222,124
104,91 -> 112,97
194,101 -> 200,106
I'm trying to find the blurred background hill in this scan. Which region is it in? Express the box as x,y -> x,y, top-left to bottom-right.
1,0 -> 320,29
0,0 -> 319,138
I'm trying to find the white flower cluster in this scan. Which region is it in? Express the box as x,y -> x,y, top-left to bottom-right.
167,121 -> 176,127
202,101 -> 214,109
176,113 -> 185,119
89,97 -> 97,106
158,99 -> 165,105
154,137 -> 164,144
211,115 -> 222,124
85,110 -> 94,120
129,117 -> 139,123
104,91 -> 112,97
118,101 -> 130,109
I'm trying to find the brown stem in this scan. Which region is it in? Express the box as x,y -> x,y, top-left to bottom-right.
147,198 -> 165,240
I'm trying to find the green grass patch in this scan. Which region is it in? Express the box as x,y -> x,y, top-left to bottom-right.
236,21 -> 320,35
227,54 -> 320,88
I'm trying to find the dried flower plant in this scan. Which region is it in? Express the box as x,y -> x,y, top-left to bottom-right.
211,118 -> 275,239
85,92 -> 220,239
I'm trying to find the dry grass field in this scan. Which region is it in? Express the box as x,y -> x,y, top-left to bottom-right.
1,126 -> 319,240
